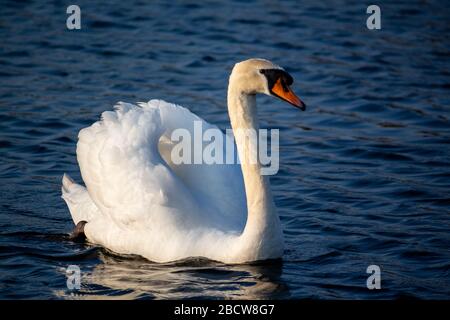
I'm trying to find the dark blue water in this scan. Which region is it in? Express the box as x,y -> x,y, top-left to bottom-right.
1,0 -> 449,299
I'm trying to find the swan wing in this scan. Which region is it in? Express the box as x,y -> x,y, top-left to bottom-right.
151,99 -> 246,230
74,100 -> 246,241
76,101 -> 199,230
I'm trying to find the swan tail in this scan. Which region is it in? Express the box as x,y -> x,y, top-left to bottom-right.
62,173 -> 75,193
61,173 -> 100,225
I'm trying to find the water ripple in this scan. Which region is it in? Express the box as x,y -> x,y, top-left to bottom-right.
0,0 -> 449,299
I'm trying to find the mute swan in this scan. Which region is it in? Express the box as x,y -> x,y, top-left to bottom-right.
62,58 -> 306,264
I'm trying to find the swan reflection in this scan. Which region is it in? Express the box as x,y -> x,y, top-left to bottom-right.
59,249 -> 290,299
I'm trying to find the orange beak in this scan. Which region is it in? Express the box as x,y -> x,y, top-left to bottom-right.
271,78 -> 306,111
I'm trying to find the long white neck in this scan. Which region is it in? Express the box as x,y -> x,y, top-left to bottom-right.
227,79 -> 284,261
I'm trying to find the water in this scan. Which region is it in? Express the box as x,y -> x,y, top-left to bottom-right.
0,0 -> 449,299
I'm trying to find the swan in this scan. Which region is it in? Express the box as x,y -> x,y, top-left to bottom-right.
62,58 -> 306,264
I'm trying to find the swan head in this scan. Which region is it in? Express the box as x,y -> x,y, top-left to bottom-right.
230,58 -> 306,110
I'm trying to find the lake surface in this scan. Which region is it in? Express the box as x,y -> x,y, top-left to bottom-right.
0,0 -> 449,299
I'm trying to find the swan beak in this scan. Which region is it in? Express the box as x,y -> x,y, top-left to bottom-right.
271,78 -> 306,111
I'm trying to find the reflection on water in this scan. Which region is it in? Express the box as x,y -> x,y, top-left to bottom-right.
55,250 -> 288,300
0,0 -> 449,299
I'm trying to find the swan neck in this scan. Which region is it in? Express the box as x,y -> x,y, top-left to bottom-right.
227,80 -> 282,253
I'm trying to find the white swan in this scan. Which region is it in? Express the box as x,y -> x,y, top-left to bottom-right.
62,58 -> 305,264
